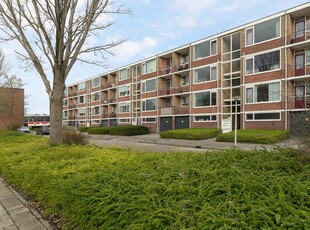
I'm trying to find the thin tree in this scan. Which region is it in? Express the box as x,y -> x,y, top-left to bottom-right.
0,0 -> 130,145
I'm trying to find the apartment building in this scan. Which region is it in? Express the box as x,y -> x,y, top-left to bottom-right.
63,3 -> 310,134
0,87 -> 24,130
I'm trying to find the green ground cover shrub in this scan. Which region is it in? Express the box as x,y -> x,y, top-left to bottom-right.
78,127 -> 90,133
109,125 -> 149,136
216,129 -> 290,144
87,127 -> 110,135
0,133 -> 308,229
160,128 -> 222,140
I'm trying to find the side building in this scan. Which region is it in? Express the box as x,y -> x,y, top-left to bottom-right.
63,3 -> 310,134
0,87 -> 24,130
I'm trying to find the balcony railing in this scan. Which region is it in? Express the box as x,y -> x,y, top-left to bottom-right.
176,63 -> 189,71
289,96 -> 310,109
289,29 -> 310,44
159,107 -> 190,115
159,67 -> 175,75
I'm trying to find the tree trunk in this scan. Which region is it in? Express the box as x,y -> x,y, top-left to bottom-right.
49,71 -> 65,145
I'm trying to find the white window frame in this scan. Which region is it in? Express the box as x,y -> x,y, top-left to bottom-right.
92,77 -> 100,88
78,108 -> 86,116
92,107 -> 100,115
118,84 -> 130,97
142,117 -> 156,123
118,118 -> 130,123
245,112 -> 281,121
194,39 -> 217,60
118,102 -> 130,114
118,68 -> 130,81
180,96 -> 189,107
194,90 -> 217,108
181,75 -> 189,86
143,59 -> 157,74
245,81 -> 281,104
142,78 -> 156,92
193,64 -> 217,84
194,114 -> 217,122
142,98 -> 156,111
245,49 -> 281,75
92,92 -> 100,101
78,82 -> 85,91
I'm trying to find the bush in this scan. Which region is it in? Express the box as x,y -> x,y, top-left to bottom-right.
160,128 -> 222,140
109,125 -> 149,136
62,129 -> 88,145
87,127 -> 110,135
78,127 -> 90,133
216,129 -> 290,144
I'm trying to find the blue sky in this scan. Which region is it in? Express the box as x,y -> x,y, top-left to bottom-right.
4,0 -> 310,114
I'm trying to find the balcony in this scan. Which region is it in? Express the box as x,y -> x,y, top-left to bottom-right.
289,29 -> 310,49
159,67 -> 175,76
171,85 -> 190,94
290,96 -> 310,109
176,63 -> 189,71
159,107 -> 190,115
68,92 -> 77,97
69,105 -> 76,109
101,99 -> 109,104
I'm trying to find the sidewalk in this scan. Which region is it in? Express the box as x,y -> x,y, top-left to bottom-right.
0,177 -> 52,230
87,133 -> 300,151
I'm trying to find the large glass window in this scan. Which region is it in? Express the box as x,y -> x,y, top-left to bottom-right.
194,65 -> 217,83
143,59 -> 156,74
78,108 -> 86,116
246,50 -> 280,74
92,107 -> 100,115
119,85 -> 130,97
119,68 -> 130,81
246,82 -> 280,103
92,92 -> 100,101
246,17 -> 280,45
246,112 -> 280,120
142,99 -> 156,111
142,79 -> 156,92
194,91 -> 217,107
181,96 -> 189,107
92,77 -> 100,88
79,96 -> 84,104
306,50 -> 310,65
194,115 -> 217,122
194,40 -> 217,60
119,102 -> 130,113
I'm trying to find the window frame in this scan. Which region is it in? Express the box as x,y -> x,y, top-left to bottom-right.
194,90 -> 217,108
78,82 -> 85,91
180,96 -> 189,107
118,84 -> 130,97
118,68 -> 130,81
194,39 -> 217,60
193,64 -> 217,84
92,106 -> 100,115
118,102 -> 130,114
142,59 -> 157,74
142,78 -> 156,92
194,114 -> 217,122
142,117 -> 156,123
142,98 -> 156,111
245,112 -> 281,121
245,81 -> 281,104
92,92 -> 100,101
92,77 -> 100,88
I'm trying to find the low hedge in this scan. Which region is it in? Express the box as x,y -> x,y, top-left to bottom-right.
109,125 -> 149,136
78,127 -> 90,133
87,127 -> 110,135
87,125 -> 149,136
216,129 -> 290,144
160,128 -> 222,140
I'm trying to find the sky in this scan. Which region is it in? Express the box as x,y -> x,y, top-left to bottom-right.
3,0 -> 310,115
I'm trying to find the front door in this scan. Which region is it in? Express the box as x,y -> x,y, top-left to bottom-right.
295,53 -> 305,76
295,20 -> 305,43
295,85 -> 305,109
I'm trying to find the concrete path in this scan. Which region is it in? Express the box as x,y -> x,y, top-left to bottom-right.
0,177 -> 52,230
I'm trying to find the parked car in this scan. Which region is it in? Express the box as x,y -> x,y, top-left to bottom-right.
36,126 -> 50,135
17,126 -> 30,133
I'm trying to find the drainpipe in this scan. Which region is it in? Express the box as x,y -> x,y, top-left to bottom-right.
284,12 -> 288,131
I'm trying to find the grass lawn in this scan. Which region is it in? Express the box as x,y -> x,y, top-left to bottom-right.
0,132 -> 309,229
160,128 -> 221,140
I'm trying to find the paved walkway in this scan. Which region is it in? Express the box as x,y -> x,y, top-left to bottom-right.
87,133 -> 300,152
0,177 -> 52,230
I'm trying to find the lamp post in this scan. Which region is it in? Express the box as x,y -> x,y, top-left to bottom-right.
232,96 -> 241,147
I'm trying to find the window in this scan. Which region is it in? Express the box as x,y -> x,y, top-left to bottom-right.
78,83 -> 85,91
246,112 -> 280,120
78,109 -> 86,116
194,115 -> 217,122
194,91 -> 217,107
143,59 -> 156,74
142,99 -> 156,111
92,77 -> 100,88
142,117 -> 156,123
211,40 -> 217,55
181,96 -> 189,107
79,96 -> 84,104
92,92 -> 100,101
181,76 -> 189,86
63,100 -> 68,106
246,17 -> 280,45
119,118 -> 130,123
119,102 -> 130,113
307,18 -> 310,31
79,120 -> 86,124
92,107 -> 100,115
64,88 -> 68,95
119,68 -> 130,81
246,82 -> 280,103
142,79 -> 156,92
92,120 -> 100,124
180,54 -> 189,64
194,65 -> 217,83
119,85 -> 130,97
63,111 -> 68,118
194,40 -> 216,59
306,50 -> 310,65
246,50 -> 280,74
246,28 -> 253,46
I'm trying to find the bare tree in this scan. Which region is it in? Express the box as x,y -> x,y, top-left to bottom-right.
0,0 -> 130,145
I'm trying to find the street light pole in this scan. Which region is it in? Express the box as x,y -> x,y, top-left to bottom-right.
233,96 -> 241,147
